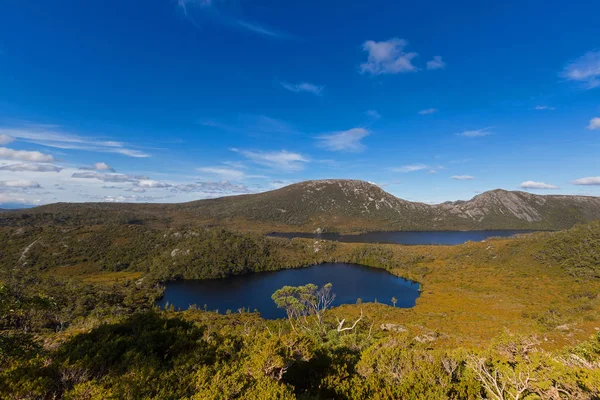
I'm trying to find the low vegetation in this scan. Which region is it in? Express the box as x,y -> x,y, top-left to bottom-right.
1,221 -> 600,398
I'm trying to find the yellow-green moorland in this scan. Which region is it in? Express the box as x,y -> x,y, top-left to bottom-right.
1,222 -> 599,398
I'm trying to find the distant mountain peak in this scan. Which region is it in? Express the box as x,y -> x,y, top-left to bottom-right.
3,180 -> 600,231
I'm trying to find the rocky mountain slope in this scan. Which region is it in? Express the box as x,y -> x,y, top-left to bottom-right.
2,179 -> 600,231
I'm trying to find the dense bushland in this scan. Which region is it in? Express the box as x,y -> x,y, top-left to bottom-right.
2,269 -> 600,399
2,222 -> 600,398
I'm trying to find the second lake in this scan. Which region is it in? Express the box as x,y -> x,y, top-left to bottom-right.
267,230 -> 534,245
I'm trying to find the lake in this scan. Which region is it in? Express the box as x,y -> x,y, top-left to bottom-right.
156,262 -> 420,319
267,230 -> 533,245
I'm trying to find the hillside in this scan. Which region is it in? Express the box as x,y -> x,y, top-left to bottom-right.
1,179 -> 600,231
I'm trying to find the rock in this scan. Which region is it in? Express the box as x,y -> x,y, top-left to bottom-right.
380,323 -> 408,332
414,331 -> 439,343
171,248 -> 190,257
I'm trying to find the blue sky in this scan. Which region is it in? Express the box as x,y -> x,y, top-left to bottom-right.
0,0 -> 599,207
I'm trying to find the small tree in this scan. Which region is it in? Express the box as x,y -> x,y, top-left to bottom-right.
271,283 -> 336,332
391,296 -> 397,307
271,285 -> 307,333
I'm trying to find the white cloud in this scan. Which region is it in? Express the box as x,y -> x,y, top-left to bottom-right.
587,117 -> 600,130
109,148 -> 149,158
392,164 -> 428,173
0,194 -> 41,206
316,128 -> 370,152
571,177 -> 600,186
136,179 -> 172,188
457,127 -> 493,137
197,167 -> 246,180
534,105 -> 556,110
0,163 -> 62,172
365,110 -> 381,120
71,171 -> 147,183
281,82 -> 324,95
451,175 -> 474,180
360,38 -> 418,75
232,149 -> 309,171
520,181 -> 558,190
0,125 -> 150,158
173,181 -> 250,195
101,194 -> 170,203
561,50 -> 600,89
0,147 -> 55,162
419,108 -> 438,115
0,180 -> 41,188
426,56 -> 445,70
94,162 -> 113,171
0,134 -> 14,145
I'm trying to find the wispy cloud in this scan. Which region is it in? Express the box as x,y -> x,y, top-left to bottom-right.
71,171 -> 148,183
0,180 -> 41,188
365,110 -> 381,120
451,175 -> 474,180
315,128 -> 370,152
0,125 -> 150,158
197,167 -> 246,180
561,50 -> 600,89
101,194 -> 171,203
201,114 -> 298,138
534,105 -> 556,110
0,163 -> 62,172
177,0 -> 212,16
418,108 -> 438,115
392,164 -> 428,173
587,117 -> 600,130
456,127 -> 494,137
236,20 -> 291,39
177,0 -> 293,40
360,38 -> 419,75
0,147 -> 55,162
173,181 -> 250,195
520,181 -> 558,189
281,82 -> 324,95
0,134 -> 14,145
232,148 -> 309,172
571,177 -> 600,186
426,56 -> 445,70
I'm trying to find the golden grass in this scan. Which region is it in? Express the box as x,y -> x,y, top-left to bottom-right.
331,237 -> 600,350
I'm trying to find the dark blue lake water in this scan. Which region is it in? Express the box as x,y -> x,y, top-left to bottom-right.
156,263 -> 420,319
267,230 -> 533,245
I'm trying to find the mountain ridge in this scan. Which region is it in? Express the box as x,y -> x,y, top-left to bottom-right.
2,179 -> 600,231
